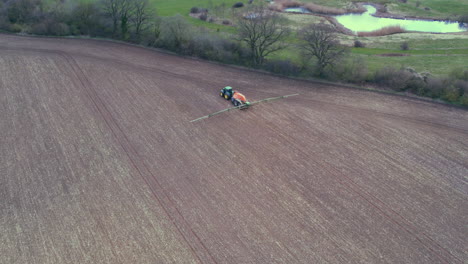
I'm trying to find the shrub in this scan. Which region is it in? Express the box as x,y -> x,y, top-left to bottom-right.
442,86 -> 460,102
354,40 -> 366,47
159,15 -> 193,51
358,26 -> 406,37
199,13 -> 208,21
208,17 -> 215,23
184,31 -> 248,64
374,67 -> 412,91
232,2 -> 244,8
303,2 -> 364,15
400,41 -> 409,50
31,22 -> 48,35
454,80 -> 468,96
30,20 -> 70,36
415,1 -> 421,7
380,5 -> 388,13
263,59 -> 301,76
459,14 -> 468,24
425,77 -> 444,98
10,23 -> 23,33
424,7 -> 431,11
460,94 -> 468,106
281,1 -> 301,8
399,0 -> 408,3
449,68 -> 468,81
190,7 -> 200,13
330,57 -> 369,83
222,20 -> 231,25
52,23 -> 70,35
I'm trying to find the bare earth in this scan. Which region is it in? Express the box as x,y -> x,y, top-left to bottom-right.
0,34 -> 467,264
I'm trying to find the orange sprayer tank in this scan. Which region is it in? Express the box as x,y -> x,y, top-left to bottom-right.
233,92 -> 247,103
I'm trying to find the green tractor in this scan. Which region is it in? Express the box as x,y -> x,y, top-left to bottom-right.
220,86 -> 234,100
220,86 -> 250,109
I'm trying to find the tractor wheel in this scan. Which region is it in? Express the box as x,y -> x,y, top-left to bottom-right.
220,92 -> 223,97
224,94 -> 229,100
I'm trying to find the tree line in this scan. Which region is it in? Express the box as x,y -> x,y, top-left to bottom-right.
0,0 -> 155,41
0,0 -> 466,106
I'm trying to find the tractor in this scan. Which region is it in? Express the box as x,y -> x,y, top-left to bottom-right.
220,86 -> 251,109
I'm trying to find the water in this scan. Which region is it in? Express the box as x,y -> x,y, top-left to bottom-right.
284,7 -> 311,14
335,5 -> 467,33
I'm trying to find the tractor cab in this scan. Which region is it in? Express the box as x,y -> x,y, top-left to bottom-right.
220,86 -> 234,100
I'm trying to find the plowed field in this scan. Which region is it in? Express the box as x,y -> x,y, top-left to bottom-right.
0,34 -> 467,264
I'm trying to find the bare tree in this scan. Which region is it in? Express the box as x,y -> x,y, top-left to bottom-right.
72,2 -> 99,35
100,0 -> 134,39
235,5 -> 289,65
130,0 -> 154,41
101,0 -> 119,36
4,0 -> 42,24
118,0 -> 134,40
299,23 -> 348,76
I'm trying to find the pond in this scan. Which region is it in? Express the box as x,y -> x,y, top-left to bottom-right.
335,5 -> 467,33
284,5 -> 467,33
284,7 -> 310,14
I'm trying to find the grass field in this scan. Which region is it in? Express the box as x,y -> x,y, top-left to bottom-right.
272,32 -> 468,76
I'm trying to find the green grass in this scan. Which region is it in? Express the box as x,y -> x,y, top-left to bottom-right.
340,34 -> 468,49
267,33 -> 468,76
151,0 -> 238,16
150,0 -> 241,33
387,0 -> 468,19
361,54 -> 468,76
351,47 -> 468,55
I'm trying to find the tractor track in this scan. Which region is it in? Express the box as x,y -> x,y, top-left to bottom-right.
259,118 -> 463,264
60,52 -> 218,264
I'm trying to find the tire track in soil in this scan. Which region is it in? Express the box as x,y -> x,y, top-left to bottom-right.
290,96 -> 468,134
258,111 -> 464,264
60,52 -> 218,264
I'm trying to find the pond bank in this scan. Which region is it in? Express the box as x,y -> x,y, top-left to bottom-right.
281,2 -> 467,35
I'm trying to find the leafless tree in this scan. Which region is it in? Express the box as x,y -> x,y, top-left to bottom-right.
71,2 -> 99,35
130,0 -> 154,41
235,5 -> 289,65
101,0 -> 119,36
118,0 -> 133,40
100,0 -> 134,39
299,23 -> 348,76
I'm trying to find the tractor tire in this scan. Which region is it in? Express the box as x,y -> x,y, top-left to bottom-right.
224,94 -> 229,100
220,92 -> 224,97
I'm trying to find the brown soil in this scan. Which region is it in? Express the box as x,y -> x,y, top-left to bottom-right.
0,34 -> 467,264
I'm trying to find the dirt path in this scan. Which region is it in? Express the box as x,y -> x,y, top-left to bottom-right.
0,34 -> 467,264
